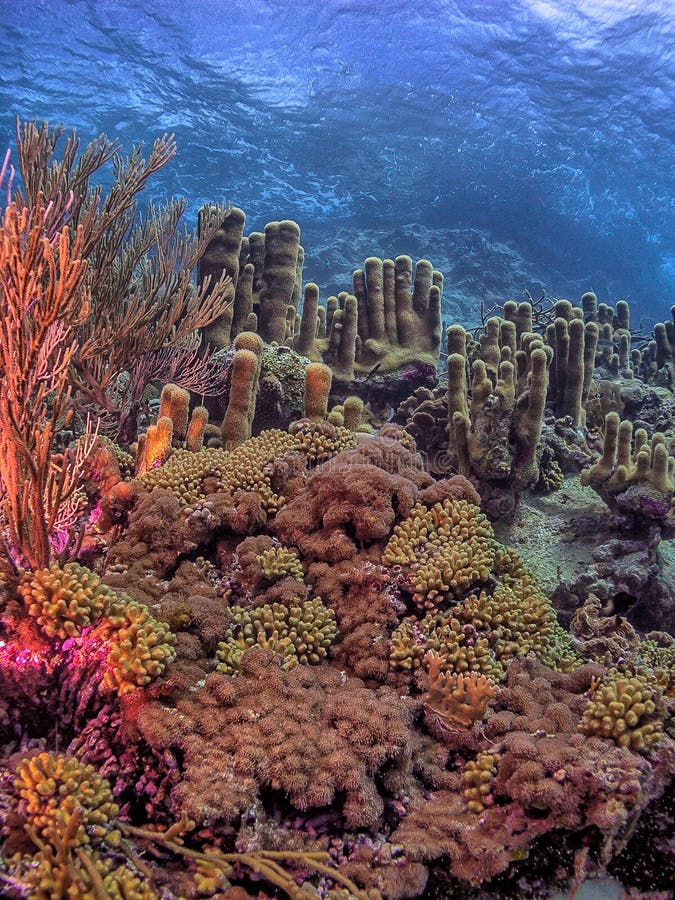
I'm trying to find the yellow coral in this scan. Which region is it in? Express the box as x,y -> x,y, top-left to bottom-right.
98,435 -> 134,478
389,546 -> 579,678
19,563 -> 176,696
578,668 -> 665,751
255,546 -> 304,583
538,456 -> 564,492
217,429 -> 300,512
14,752 -> 119,848
383,499 -> 496,609
18,563 -> 117,639
463,752 -> 500,813
103,599 -> 176,695
640,640 -> 675,695
11,752 -> 158,899
390,612 -> 502,681
289,418 -> 356,464
217,597 -> 337,673
138,446 -> 230,505
137,430 -> 301,512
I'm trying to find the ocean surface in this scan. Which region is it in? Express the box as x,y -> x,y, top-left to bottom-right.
1,0 -> 673,325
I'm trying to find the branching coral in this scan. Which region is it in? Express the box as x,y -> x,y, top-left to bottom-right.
137,447 -> 230,505
7,751 -> 367,900
383,498 -> 495,609
136,430 -> 301,514
14,752 -> 120,849
424,652 -> 496,731
289,418 -> 357,463
8,753 -> 157,898
14,121 -> 233,437
216,597 -> 337,673
578,668 -> 666,751
103,598 -> 177,695
255,545 -> 305,584
462,751 -> 500,813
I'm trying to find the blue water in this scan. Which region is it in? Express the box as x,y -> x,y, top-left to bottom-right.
1,0 -> 673,324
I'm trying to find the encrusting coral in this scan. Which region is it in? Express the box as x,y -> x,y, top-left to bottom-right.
391,658 -> 674,886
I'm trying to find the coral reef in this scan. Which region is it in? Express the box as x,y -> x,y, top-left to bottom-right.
391,658 -> 674,886
0,122 -> 673,899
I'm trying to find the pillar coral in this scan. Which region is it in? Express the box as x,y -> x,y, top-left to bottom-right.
299,255 -> 443,378
221,349 -> 260,449
198,208 -> 303,349
303,362 -> 332,420
445,315 -> 550,506
581,411 -> 675,530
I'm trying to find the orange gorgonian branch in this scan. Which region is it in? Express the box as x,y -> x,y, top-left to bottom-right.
0,170 -> 90,570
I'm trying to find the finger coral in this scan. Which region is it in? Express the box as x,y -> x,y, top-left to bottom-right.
383,498 -> 496,609
18,562 -> 116,639
103,598 -> 177,695
578,668 -> 666,751
14,751 -> 120,848
255,545 -> 305,584
138,446 -> 230,505
17,561 -> 176,696
388,543 -> 579,680
462,751 -> 500,812
289,418 -> 357,463
216,596 -> 337,673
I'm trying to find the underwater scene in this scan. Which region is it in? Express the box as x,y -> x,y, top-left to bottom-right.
0,1 -> 673,898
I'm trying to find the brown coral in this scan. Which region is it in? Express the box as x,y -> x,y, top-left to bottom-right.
130,650 -> 414,831
273,435 -> 431,562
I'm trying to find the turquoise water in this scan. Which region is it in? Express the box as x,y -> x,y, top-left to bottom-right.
1,0 -> 673,321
